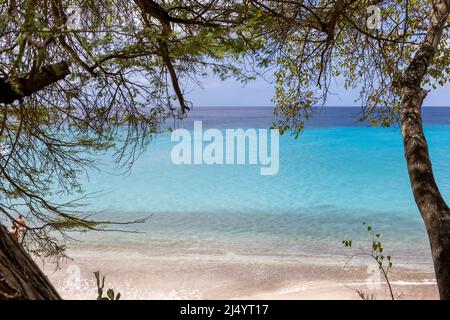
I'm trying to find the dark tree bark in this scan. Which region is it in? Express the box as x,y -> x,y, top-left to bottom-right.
134,0 -> 193,113
0,62 -> 70,299
0,61 -> 70,104
0,224 -> 61,300
400,0 -> 450,300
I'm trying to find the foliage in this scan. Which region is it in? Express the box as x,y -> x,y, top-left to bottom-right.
94,271 -> 121,300
352,288 -> 376,300
1,0 -> 449,265
0,0 -> 262,262
342,222 -> 394,300
262,0 -> 449,135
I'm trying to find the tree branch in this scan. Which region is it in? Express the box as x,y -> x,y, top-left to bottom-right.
0,62 -> 71,105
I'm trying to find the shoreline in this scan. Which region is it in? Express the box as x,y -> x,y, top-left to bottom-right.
43,248 -> 438,300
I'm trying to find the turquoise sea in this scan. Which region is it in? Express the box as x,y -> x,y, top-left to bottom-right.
65,107 -> 450,269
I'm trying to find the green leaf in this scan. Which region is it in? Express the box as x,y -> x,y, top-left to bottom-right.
107,289 -> 115,300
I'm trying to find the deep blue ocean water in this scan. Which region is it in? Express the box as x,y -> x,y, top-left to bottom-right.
64,107 -> 450,268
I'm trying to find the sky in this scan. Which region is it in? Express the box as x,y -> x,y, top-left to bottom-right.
184,74 -> 450,107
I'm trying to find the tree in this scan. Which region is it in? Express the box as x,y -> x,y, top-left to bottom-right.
0,224 -> 60,299
247,0 -> 450,299
2,0 -> 450,300
399,0 -> 450,300
0,0 -> 252,299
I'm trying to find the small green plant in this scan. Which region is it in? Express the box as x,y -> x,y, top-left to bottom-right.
94,271 -> 121,300
342,222 -> 394,300
348,287 -> 376,300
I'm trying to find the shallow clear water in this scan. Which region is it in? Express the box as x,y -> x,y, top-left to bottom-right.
63,107 -> 450,268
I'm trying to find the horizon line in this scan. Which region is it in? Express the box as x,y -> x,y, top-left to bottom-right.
189,105 -> 450,108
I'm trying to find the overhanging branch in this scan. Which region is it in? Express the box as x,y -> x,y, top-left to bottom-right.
0,62 -> 71,105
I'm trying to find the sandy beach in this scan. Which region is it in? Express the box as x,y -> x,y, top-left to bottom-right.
43,246 -> 439,300
31,108 -> 447,301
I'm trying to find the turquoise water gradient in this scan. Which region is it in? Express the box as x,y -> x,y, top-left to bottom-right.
68,108 -> 450,267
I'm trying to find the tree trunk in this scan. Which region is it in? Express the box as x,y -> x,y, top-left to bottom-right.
0,224 -> 61,300
400,0 -> 450,300
0,61 -> 70,104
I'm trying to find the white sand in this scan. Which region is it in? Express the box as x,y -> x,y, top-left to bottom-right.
43,247 -> 439,300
